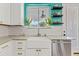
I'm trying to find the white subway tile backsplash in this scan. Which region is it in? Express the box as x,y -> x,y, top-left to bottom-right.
0,26 -> 25,37
0,25 -> 37,37
8,26 -> 25,36
0,25 -> 9,37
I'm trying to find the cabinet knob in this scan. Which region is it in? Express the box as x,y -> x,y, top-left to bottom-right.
39,49 -> 41,52
17,53 -> 22,55
17,42 -> 23,44
36,49 -> 39,51
36,49 -> 41,52
17,48 -> 22,49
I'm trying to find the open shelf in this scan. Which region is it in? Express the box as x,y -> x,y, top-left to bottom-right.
52,15 -> 63,17
51,22 -> 63,25
51,7 -> 63,10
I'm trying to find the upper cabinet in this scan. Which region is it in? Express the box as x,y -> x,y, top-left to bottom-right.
10,3 -> 24,25
0,3 -> 24,25
0,3 -> 10,25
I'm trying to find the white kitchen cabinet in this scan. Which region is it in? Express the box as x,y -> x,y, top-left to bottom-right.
0,3 -> 23,25
12,40 -> 26,56
0,3 -> 10,25
10,3 -> 23,25
66,4 -> 79,53
37,49 -> 51,56
26,48 -> 51,56
26,37 -> 51,56
26,49 -> 39,56
0,41 -> 12,56
66,6 -> 78,39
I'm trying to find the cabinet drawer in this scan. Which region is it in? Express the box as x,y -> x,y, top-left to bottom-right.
38,49 -> 51,56
26,48 -> 51,56
13,49 -> 26,56
15,51 -> 26,56
16,47 -> 25,51
13,40 -> 26,48
26,38 -> 51,49
15,41 -> 26,45
12,40 -> 26,56
26,49 -> 38,56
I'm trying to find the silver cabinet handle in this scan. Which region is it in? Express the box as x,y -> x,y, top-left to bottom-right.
17,53 -> 22,55
36,49 -> 41,52
38,49 -> 41,52
17,48 -> 22,49
36,49 -> 39,52
17,42 -> 23,44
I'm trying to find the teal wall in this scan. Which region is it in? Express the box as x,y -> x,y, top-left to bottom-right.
24,3 -> 63,26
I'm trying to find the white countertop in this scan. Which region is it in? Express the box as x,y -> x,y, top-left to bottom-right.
0,35 -> 74,45
0,35 -> 27,45
47,36 -> 74,40
0,36 -> 11,45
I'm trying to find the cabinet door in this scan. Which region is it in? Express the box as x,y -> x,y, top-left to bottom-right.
66,6 -> 78,52
26,48 -> 51,56
10,3 -> 22,25
0,41 -> 12,56
0,3 -> 10,24
66,7 -> 78,39
38,49 -> 51,56
12,40 -> 26,56
26,49 -> 38,56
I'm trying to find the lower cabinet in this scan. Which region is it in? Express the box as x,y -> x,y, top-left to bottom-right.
12,40 -> 26,56
0,38 -> 72,56
26,37 -> 51,56
26,49 -> 38,56
0,41 -> 12,56
38,49 -> 51,56
26,48 -> 51,56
